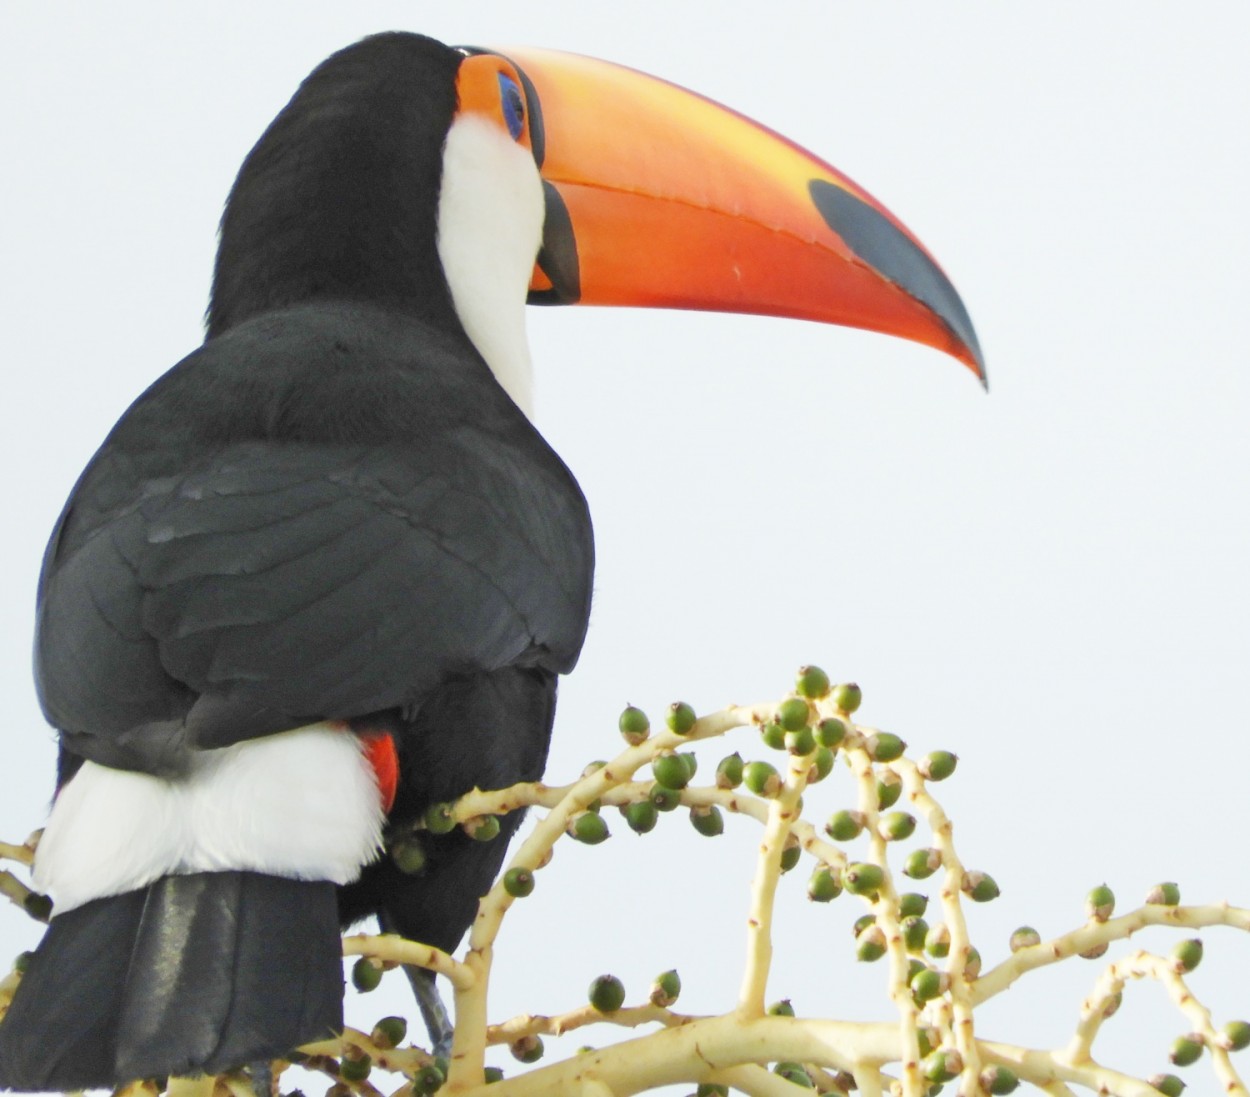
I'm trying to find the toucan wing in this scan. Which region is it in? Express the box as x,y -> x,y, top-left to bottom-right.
37,430 -> 592,774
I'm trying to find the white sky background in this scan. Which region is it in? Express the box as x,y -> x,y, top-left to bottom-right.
3,2 -> 1250,1090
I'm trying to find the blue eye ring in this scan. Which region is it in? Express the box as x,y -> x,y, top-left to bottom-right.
498,72 -> 525,141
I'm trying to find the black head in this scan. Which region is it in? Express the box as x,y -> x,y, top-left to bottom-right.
207,33 -> 464,339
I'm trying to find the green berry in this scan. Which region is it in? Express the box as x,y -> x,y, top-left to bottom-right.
588,974 -> 626,1013
1010,926 -> 1041,952
777,697 -> 811,732
351,957 -> 383,993
842,862 -> 884,897
773,1063 -> 813,1087
807,746 -> 835,783
653,753 -> 692,790
570,812 -> 610,845
925,923 -> 951,959
767,998 -> 795,1016
696,1087 -> 729,1097
1080,942 -> 1109,960
412,1064 -> 446,1094
825,809 -> 865,841
510,1035 -> 544,1063
911,967 -> 946,1002
1173,938 -> 1203,973
622,800 -> 659,834
1223,1020 -> 1250,1051
807,866 -> 842,902
503,867 -> 535,898
980,1066 -> 1020,1095
852,913 -> 877,938
922,1050 -> 961,1084
649,784 -> 682,812
690,805 -> 724,837
389,835 -> 427,875
339,1051 -> 372,1082
716,752 -> 744,788
964,946 -> 982,980
1086,884 -> 1115,922
425,802 -> 457,835
898,892 -> 928,918
743,761 -> 782,798
13,951 -> 33,975
785,726 -> 816,756
962,871 -> 1000,902
831,682 -> 862,713
876,772 -> 903,809
465,815 -> 501,842
779,839 -> 801,873
619,705 -> 650,744
650,969 -> 681,1007
904,848 -> 942,879
667,701 -> 697,735
879,811 -> 916,841
371,1015 -> 407,1049
483,1066 -> 504,1083
1149,1074 -> 1185,1097
917,1028 -> 936,1057
796,665 -> 832,699
760,722 -> 787,750
856,925 -> 887,961
919,751 -> 958,781
1147,881 -> 1181,906
1169,1034 -> 1203,1067
901,916 -> 929,952
816,718 -> 847,748
865,732 -> 905,762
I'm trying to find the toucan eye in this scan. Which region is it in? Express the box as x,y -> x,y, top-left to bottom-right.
498,72 -> 525,141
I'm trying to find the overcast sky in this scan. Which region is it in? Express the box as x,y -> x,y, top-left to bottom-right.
3,3 -> 1249,1091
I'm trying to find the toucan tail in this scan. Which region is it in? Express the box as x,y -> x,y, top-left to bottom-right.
0,871 -> 343,1091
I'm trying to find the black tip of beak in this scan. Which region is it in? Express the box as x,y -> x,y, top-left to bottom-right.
809,180 -> 986,386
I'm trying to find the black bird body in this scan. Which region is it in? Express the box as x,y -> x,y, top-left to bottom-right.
40,302 -> 590,773
9,299 -> 589,1087
0,29 -> 982,1091
2,37 -> 590,1088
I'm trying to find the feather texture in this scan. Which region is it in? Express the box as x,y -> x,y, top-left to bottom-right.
35,724 -> 386,914
0,873 -> 342,1090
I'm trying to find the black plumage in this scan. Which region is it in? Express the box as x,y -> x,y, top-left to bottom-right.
0,875 -> 343,1089
1,32 -> 592,1089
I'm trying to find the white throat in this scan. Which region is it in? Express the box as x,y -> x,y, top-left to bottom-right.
436,114 -> 546,418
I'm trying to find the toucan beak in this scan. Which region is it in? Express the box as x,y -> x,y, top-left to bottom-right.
492,46 -> 984,382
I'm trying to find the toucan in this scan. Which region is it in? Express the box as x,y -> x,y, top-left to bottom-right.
0,31 -> 983,1091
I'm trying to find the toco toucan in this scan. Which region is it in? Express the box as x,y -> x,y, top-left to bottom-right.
0,31 -> 982,1090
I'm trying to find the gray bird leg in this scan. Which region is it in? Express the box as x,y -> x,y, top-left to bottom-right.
246,1059 -> 274,1097
377,911 -> 455,1058
404,965 -> 454,1060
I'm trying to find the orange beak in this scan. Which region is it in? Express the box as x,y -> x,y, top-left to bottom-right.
479,45 -> 984,382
